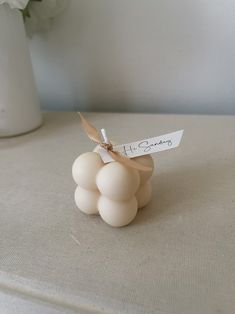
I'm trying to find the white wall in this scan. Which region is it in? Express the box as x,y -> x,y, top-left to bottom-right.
29,0 -> 235,114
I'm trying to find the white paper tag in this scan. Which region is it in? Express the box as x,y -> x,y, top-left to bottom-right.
97,130 -> 184,163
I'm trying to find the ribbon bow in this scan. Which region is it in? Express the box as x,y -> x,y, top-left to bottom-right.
78,113 -> 152,172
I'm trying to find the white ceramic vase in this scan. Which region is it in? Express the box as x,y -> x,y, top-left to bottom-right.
0,4 -> 42,137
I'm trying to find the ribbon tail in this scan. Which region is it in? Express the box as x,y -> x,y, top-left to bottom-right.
108,151 -> 152,172
78,112 -> 102,144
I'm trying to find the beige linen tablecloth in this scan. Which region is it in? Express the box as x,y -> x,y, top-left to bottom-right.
0,112 -> 235,314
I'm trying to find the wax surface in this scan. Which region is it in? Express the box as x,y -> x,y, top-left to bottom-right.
72,152 -> 104,190
96,162 -> 140,201
74,186 -> 99,215
98,196 -> 138,227
136,181 -> 152,209
72,151 -> 154,227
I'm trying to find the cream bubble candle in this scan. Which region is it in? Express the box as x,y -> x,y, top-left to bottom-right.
72,113 -> 183,227
73,151 -> 154,227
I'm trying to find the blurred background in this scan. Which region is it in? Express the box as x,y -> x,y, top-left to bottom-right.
29,0 -> 235,114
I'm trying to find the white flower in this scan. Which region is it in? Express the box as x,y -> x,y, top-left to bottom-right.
0,0 -> 29,10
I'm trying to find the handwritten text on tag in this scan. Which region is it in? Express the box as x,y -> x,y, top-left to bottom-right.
98,130 -> 184,163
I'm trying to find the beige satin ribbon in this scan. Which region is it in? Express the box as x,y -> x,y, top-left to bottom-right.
78,112 -> 152,172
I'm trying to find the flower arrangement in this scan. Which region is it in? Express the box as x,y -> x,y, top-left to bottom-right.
0,0 -> 68,36
0,0 -> 69,137
0,0 -> 38,10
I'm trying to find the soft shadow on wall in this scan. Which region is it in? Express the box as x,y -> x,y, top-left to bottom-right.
29,0 -> 235,114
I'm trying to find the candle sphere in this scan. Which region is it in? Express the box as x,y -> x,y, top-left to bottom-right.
135,181 -> 152,209
133,155 -> 154,185
98,195 -> 138,227
72,152 -> 104,190
96,162 -> 140,201
74,186 -> 99,215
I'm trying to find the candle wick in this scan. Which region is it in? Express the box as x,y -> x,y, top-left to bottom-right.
101,128 -> 109,144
